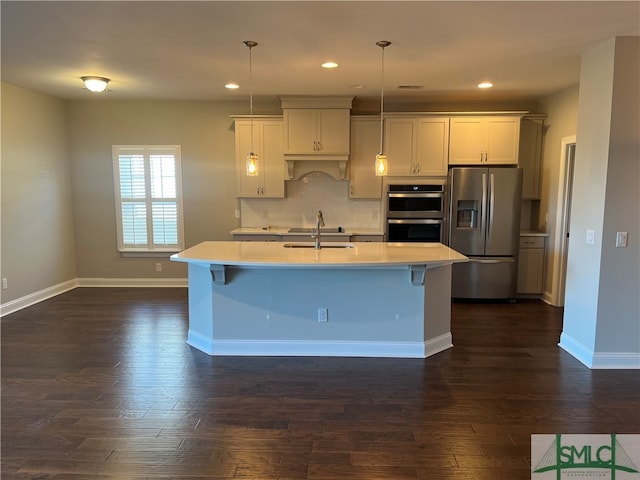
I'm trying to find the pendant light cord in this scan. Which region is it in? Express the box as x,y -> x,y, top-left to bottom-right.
249,43 -> 254,154
243,41 -> 258,155
376,41 -> 390,154
379,44 -> 385,153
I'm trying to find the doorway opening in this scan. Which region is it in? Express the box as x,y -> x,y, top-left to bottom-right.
551,136 -> 576,307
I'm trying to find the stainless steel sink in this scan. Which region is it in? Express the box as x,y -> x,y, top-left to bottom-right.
283,242 -> 354,249
287,227 -> 344,233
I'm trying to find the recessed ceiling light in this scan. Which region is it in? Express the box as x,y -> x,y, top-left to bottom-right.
321,62 -> 339,69
350,84 -> 365,89
478,81 -> 494,89
225,83 -> 240,89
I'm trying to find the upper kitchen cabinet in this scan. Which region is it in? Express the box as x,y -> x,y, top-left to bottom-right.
281,96 -> 353,159
284,109 -> 350,155
449,115 -> 522,165
518,115 -> 546,199
384,116 -> 450,176
234,117 -> 285,198
349,116 -> 382,199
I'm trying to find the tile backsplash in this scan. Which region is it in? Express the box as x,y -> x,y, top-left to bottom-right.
240,172 -> 382,229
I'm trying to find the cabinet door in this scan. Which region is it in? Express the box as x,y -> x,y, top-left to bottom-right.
317,109 -> 350,154
519,118 -> 543,199
486,117 -> 520,165
448,117 -> 485,165
517,248 -> 544,294
261,121 -> 285,198
235,120 -> 284,198
235,121 -> 263,197
349,117 -> 382,199
283,109 -> 317,153
384,118 -> 414,176
415,117 -> 449,176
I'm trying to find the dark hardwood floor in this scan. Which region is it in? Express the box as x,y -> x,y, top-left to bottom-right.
2,288 -> 639,479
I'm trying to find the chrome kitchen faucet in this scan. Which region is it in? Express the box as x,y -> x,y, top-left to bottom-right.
312,210 -> 325,249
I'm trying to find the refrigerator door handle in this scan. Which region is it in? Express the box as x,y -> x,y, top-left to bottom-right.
487,173 -> 495,249
467,257 -> 515,264
481,173 -> 488,239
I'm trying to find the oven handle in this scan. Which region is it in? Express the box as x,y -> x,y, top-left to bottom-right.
387,192 -> 444,198
387,219 -> 444,225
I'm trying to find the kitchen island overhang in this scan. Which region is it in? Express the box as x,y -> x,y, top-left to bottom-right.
171,241 -> 468,358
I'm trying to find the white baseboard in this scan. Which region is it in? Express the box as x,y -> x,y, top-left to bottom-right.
77,277 -> 187,287
559,333 -> 640,369
1,278 -> 188,317
1,279 -> 78,317
187,330 -> 453,358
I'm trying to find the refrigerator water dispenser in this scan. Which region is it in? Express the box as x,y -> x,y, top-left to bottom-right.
456,200 -> 478,228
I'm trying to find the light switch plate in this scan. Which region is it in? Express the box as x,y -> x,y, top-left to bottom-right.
586,229 -> 595,245
616,231 -> 628,248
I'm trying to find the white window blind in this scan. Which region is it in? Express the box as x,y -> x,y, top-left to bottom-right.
113,146 -> 184,253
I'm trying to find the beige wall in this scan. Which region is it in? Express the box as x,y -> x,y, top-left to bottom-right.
537,85 -> 579,305
1,83 -> 77,303
561,36 -> 639,364
66,99 -> 274,279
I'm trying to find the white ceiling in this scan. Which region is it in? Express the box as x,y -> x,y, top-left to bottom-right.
2,1 -> 639,105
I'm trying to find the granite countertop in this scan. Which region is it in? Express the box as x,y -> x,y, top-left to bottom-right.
171,241 -> 468,268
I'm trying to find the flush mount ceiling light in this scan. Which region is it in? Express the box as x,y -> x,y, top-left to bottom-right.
243,40 -> 259,177
321,61 -> 339,69
478,81 -> 494,89
81,76 -> 110,93
375,41 -> 391,177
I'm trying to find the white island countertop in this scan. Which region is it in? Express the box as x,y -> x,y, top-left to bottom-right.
171,241 -> 468,268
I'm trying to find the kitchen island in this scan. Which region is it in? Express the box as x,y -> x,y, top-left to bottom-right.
170,241 -> 467,358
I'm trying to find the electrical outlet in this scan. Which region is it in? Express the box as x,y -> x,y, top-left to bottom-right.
155,263 -> 162,272
2,278 -> 7,290
317,308 -> 328,322
235,209 -> 240,219
616,231 -> 628,248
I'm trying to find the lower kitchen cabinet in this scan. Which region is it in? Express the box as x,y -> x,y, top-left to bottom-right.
232,233 -> 384,242
517,235 -> 546,295
350,235 -> 384,242
232,234 -> 281,242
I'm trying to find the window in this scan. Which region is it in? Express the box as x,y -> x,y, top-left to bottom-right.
112,145 -> 184,253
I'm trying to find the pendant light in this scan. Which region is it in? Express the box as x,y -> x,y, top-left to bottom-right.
244,40 -> 259,176
375,41 -> 391,176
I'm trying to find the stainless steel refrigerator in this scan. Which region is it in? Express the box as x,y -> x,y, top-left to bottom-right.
447,167 -> 523,300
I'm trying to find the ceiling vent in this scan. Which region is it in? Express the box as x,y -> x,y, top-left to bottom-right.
397,85 -> 424,90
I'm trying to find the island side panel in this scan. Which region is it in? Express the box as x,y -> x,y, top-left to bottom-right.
423,264 -> 454,356
191,265 -> 448,358
186,263 -> 216,354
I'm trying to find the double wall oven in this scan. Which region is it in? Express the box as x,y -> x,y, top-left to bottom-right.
385,183 -> 446,243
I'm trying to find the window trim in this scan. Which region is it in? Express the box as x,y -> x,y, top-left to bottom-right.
112,145 -> 185,254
